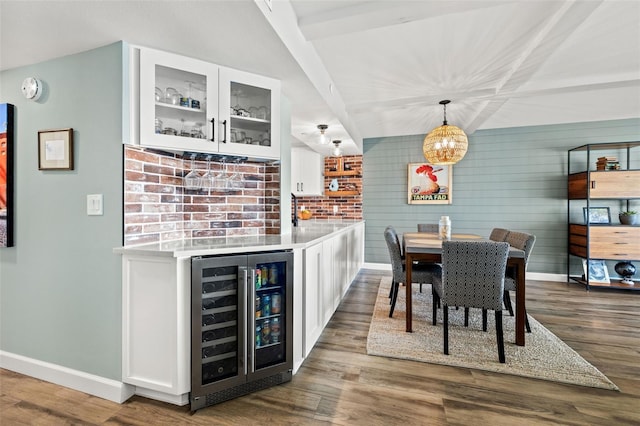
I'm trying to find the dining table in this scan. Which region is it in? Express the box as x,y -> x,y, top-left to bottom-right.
403,232 -> 527,346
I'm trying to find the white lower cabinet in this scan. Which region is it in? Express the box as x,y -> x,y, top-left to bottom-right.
303,242 -> 323,357
120,222 -> 365,404
121,255 -> 191,405
301,223 -> 366,360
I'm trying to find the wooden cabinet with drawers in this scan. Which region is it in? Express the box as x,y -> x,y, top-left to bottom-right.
567,142 -> 640,290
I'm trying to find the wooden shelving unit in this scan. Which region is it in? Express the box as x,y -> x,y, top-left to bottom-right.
325,190 -> 359,197
325,170 -> 360,177
567,141 -> 640,291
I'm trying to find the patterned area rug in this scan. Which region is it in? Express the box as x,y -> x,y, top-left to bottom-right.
367,277 -> 618,390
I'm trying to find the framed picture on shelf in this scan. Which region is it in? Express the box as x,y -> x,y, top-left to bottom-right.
583,207 -> 610,224
582,259 -> 610,283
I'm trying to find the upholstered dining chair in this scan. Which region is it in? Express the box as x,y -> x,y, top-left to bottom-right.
489,227 -> 510,242
432,240 -> 510,363
503,230 -> 536,333
417,223 -> 439,233
384,226 -> 442,318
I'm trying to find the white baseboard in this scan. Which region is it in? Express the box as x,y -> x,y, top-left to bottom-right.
0,351 -> 134,403
362,263 -> 567,283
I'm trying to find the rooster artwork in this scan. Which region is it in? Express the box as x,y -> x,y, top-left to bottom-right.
408,162 -> 452,204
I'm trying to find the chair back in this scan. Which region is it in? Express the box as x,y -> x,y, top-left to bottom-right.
505,231 -> 536,268
489,228 -> 510,242
384,226 -> 405,283
418,223 -> 439,232
441,241 -> 509,311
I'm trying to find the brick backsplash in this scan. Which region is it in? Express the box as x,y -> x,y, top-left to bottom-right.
124,146 -> 280,246
294,155 -> 363,221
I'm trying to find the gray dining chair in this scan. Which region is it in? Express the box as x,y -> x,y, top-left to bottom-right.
432,240 -> 510,363
417,223 -> 439,232
489,228 -> 510,242
503,230 -> 536,333
384,226 -> 442,318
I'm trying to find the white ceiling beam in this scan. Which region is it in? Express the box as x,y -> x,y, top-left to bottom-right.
297,1 -> 511,41
467,0 -> 605,132
254,0 -> 363,152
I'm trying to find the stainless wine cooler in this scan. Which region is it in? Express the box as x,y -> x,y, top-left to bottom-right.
190,250 -> 293,411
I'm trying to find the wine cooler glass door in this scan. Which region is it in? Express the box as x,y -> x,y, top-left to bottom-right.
191,255 -> 247,395
250,251 -> 293,379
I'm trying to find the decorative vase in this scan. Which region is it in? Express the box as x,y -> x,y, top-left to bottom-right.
619,214 -> 638,225
328,178 -> 339,192
614,261 -> 636,285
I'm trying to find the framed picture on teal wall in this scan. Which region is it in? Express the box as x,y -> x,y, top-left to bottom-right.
407,163 -> 452,205
1,103 -> 15,247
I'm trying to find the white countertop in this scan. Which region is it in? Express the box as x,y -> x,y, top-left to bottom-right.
114,220 -> 364,258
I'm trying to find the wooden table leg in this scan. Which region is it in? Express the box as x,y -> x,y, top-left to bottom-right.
515,257 -> 525,346
406,253 -> 413,332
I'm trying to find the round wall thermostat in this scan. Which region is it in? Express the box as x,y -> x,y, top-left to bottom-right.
21,77 -> 43,100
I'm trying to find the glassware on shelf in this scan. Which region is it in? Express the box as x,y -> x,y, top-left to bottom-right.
155,118 -> 163,134
184,154 -> 201,190
179,119 -> 190,137
164,87 -> 180,105
248,106 -> 258,118
155,87 -> 163,103
191,123 -> 205,139
257,106 -> 268,120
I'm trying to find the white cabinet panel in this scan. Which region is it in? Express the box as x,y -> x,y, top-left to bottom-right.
292,148 -> 324,196
122,255 -> 190,397
303,242 -> 323,357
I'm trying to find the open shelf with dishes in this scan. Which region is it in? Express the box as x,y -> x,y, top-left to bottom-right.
567,141 -> 640,290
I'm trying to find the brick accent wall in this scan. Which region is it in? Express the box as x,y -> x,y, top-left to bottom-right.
294,155 -> 363,220
124,146 -> 280,246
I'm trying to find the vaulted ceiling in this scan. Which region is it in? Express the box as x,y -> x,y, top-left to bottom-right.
2,1 -> 639,156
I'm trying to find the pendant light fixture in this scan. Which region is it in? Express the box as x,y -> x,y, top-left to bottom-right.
332,140 -> 342,157
423,100 -> 468,165
317,124 -> 329,144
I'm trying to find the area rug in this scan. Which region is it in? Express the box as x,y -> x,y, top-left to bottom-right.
367,277 -> 618,390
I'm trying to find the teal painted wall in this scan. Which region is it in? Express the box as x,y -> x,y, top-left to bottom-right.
0,43 -> 124,379
363,118 -> 640,275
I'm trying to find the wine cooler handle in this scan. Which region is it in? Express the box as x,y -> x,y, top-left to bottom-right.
209,117 -> 215,142
245,268 -> 250,375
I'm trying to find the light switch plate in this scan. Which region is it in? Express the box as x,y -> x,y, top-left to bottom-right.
87,194 -> 103,216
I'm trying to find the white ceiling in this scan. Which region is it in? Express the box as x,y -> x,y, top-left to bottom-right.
1,0 -> 639,157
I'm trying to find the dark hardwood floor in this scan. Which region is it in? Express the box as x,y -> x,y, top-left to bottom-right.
2,269 -> 639,425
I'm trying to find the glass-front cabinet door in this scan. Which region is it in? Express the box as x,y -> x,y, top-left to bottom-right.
139,48 -> 220,153
219,67 -> 281,160
138,48 -> 280,160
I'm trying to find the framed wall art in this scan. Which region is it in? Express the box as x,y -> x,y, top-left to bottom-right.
38,128 -> 74,170
583,206 -> 610,224
407,162 -> 452,204
1,103 -> 15,247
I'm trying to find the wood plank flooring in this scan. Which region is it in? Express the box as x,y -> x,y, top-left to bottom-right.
2,269 -> 639,425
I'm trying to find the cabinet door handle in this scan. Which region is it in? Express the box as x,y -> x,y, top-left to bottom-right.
209,117 -> 215,142
301,182 -> 304,192
221,120 -> 227,143
614,242 -> 628,245
590,181 -> 596,189
244,267 -> 249,375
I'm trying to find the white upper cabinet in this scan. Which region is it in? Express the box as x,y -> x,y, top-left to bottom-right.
291,148 -> 324,196
137,47 -> 280,159
219,67 -> 280,160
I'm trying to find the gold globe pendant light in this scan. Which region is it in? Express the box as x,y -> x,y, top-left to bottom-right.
423,100 -> 468,165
